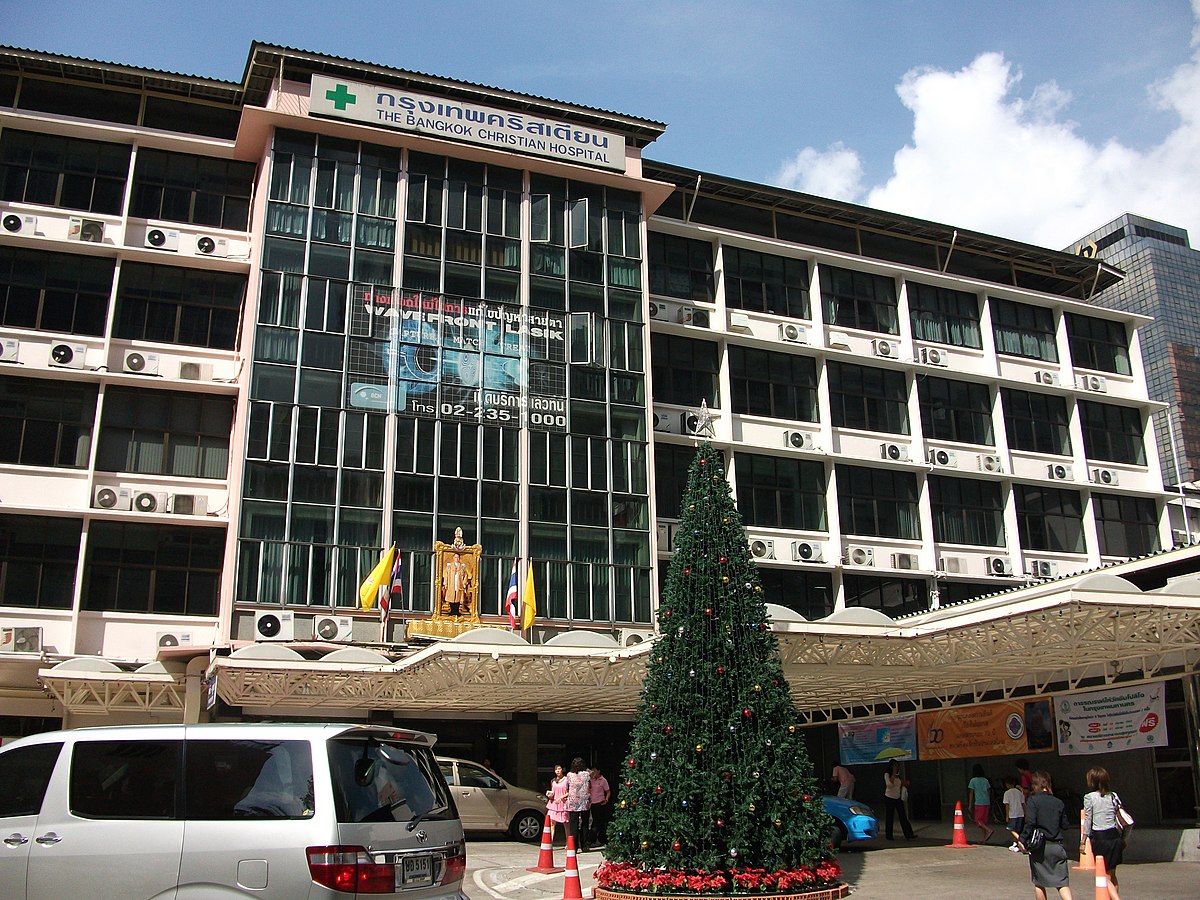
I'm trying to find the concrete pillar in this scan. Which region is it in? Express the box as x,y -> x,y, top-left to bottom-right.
511,712 -> 539,790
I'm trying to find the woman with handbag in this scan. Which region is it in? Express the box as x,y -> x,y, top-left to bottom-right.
1084,766 -> 1127,900
1018,771 -> 1074,900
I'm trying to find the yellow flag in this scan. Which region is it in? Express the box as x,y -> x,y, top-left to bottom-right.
359,547 -> 395,611
522,564 -> 537,630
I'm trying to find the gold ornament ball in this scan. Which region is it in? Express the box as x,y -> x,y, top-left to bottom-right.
788,725 -> 796,734
748,803 -> 756,812
620,800 -> 627,808
641,841 -> 650,849
754,683 -> 762,692
695,743 -> 704,753
721,575 -> 729,583
774,818 -> 782,827
689,504 -> 696,511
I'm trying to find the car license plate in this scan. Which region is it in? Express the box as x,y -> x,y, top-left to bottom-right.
399,855 -> 433,888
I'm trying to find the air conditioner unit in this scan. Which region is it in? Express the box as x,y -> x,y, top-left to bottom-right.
691,309 -> 711,328
1,626 -> 43,654
793,541 -> 825,563
169,494 -> 208,516
254,610 -> 295,641
178,361 -> 214,381
919,346 -> 947,366
1091,467 -> 1119,487
749,538 -> 775,559
67,217 -> 105,243
986,556 -> 1014,576
845,545 -> 875,567
195,235 -> 229,257
872,339 -> 898,358
1047,463 -> 1074,481
979,454 -> 1003,473
619,627 -> 656,647
1078,374 -> 1108,393
728,311 -> 752,331
133,490 -> 169,513
939,556 -> 964,574
93,485 -> 132,511
156,631 -> 193,648
891,552 -> 919,570
927,448 -> 958,467
779,322 -> 806,343
826,331 -> 851,349
648,302 -> 670,322
1034,370 -> 1060,386
0,338 -> 18,362
676,306 -> 697,325
2,212 -> 36,234
784,430 -> 815,450
880,442 -> 909,461
656,523 -> 673,554
49,342 -> 87,369
145,227 -> 179,251
314,615 -> 354,642
652,411 -> 675,433
1030,560 -> 1059,578
681,412 -> 704,435
1172,529 -> 1190,546
122,349 -> 159,375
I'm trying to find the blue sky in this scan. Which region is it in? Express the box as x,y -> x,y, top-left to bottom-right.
3,0 -> 1198,247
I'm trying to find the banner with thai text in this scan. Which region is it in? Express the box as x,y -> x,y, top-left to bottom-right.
917,698 -> 1055,760
1055,682 -> 1167,755
837,715 -> 918,765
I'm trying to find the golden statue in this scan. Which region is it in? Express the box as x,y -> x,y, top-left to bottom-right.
407,527 -> 484,639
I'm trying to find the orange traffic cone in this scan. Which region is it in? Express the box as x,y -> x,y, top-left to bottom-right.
945,801 -> 974,848
1074,811 -> 1095,871
1093,854 -> 1112,900
562,834 -> 583,900
527,813 -> 565,874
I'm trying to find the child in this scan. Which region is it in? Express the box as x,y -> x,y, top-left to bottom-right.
1002,775 -> 1026,852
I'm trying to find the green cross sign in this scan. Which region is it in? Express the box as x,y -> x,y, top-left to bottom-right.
325,83 -> 357,111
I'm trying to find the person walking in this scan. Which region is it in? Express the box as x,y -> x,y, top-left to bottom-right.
545,763 -> 569,843
586,766 -> 611,847
882,759 -> 915,840
1003,775 -> 1026,852
1083,766 -> 1125,900
832,763 -> 855,799
565,757 -> 591,852
968,763 -> 995,842
1016,758 -> 1034,796
1018,770 -> 1074,900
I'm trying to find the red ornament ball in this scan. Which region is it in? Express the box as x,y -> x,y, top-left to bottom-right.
743,708 -> 752,717
655,785 -> 663,794
720,555 -> 727,564
672,841 -> 681,851
803,794 -> 811,802
665,725 -> 672,734
628,759 -> 636,768
699,457 -> 707,466
705,608 -> 712,616
716,818 -> 725,827
717,665 -> 725,674
722,771 -> 731,781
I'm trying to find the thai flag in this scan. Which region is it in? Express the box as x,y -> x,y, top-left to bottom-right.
382,548 -> 402,629
505,561 -> 520,630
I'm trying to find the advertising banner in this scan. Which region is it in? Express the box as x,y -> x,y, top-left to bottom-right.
1056,682 -> 1168,756
917,698 -> 1055,760
837,715 -> 918,765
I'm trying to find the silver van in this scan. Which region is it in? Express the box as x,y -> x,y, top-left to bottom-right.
0,722 -> 468,899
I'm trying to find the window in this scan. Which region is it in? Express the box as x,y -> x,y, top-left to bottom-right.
185,740 -> 314,819
0,246 -> 113,336
1002,389 -> 1072,456
918,376 -> 993,445
130,148 -> 255,230
0,514 -> 82,609
0,741 -> 62,817
1079,401 -> 1145,465
114,262 -> 244,350
729,346 -> 818,422
1067,313 -> 1131,375
734,453 -> 826,530
1014,485 -> 1084,553
70,740 -> 180,819
82,521 -> 225,616
843,574 -> 930,616
723,247 -> 809,318
907,281 -> 981,348
655,443 -> 710,520
649,335 -> 719,407
0,376 -> 97,468
97,388 -> 234,478
647,232 -> 714,302
929,476 -> 1005,546
1093,494 -> 1160,558
836,465 -> 920,539
819,265 -> 898,334
0,129 -> 130,214
757,568 -> 834,620
328,737 -> 451,825
828,362 -> 909,434
992,298 -> 1058,362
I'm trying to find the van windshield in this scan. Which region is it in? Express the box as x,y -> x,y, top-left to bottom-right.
328,737 -> 453,825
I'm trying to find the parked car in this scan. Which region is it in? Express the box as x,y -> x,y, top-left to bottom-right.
437,757 -> 547,841
823,794 -> 879,848
0,722 -> 467,899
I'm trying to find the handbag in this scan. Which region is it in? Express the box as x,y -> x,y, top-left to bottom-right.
1113,793 -> 1134,831
1024,826 -> 1047,851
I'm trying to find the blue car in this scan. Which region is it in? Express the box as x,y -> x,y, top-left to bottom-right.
822,794 -> 878,848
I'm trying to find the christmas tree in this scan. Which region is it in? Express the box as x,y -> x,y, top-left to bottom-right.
598,442 -> 839,896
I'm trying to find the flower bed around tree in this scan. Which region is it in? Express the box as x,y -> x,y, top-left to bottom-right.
594,860 -> 845,897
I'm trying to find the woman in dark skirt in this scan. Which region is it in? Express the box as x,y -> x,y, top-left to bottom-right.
1083,766 -> 1125,900
1018,771 -> 1074,900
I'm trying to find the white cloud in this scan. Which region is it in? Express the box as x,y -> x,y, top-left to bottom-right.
773,6 -> 1200,248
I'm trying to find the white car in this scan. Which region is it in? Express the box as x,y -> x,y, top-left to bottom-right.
437,757 -> 547,841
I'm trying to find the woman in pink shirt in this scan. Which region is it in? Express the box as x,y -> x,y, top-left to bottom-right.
545,764 -> 569,842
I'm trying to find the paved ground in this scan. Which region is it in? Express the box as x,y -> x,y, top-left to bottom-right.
463,824 -> 1200,900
